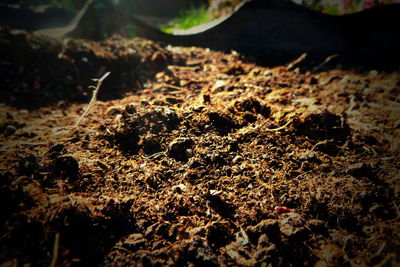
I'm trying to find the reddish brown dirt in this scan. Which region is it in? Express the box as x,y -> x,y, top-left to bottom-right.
0,27 -> 399,266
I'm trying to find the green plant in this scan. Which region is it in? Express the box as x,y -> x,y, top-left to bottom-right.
159,5 -> 212,34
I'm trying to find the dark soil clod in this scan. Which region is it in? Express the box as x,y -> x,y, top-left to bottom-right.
168,137 -> 194,161
296,111 -> 351,141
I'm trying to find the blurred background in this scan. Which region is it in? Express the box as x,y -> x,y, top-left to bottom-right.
1,0 -> 399,39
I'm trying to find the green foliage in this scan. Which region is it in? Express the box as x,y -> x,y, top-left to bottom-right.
322,4 -> 339,14
160,5 -> 212,34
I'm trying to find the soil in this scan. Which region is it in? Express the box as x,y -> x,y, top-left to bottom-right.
1,26 -> 400,266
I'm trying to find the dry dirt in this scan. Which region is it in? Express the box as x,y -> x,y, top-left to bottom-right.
0,27 -> 400,266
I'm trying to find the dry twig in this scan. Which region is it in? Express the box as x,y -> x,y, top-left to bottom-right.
75,72 -> 110,127
286,53 -> 307,70
313,54 -> 339,72
265,119 -> 292,132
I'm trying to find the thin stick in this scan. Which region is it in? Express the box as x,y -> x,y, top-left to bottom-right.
50,232 -> 60,267
161,83 -> 185,91
287,53 -> 307,70
313,54 -> 339,72
167,65 -> 198,71
265,119 -> 292,132
75,72 -> 110,127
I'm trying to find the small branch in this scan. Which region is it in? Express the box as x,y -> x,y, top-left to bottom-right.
75,72 -> 110,127
49,232 -> 60,267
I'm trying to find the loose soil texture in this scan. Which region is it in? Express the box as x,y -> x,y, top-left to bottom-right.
1,27 -> 400,266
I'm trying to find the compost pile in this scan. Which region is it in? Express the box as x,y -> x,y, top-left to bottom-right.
1,27 -> 399,266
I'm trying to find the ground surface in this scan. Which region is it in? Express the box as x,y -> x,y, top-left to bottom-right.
0,27 -> 400,266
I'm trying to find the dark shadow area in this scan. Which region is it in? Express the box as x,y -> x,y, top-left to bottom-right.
0,27 -> 181,110
0,6 -> 75,31
128,0 -> 400,70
